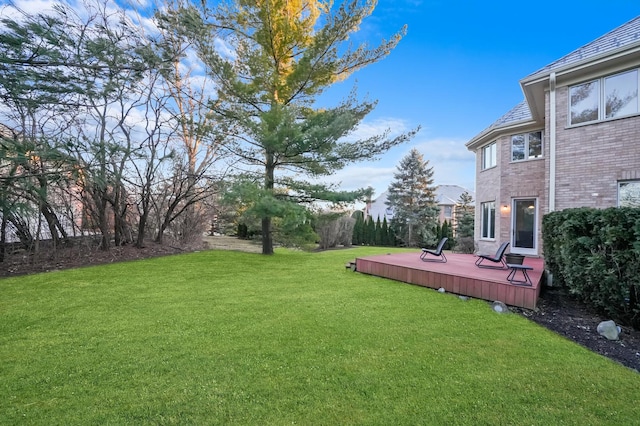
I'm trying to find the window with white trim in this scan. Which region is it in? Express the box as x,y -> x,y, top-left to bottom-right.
482,142 -> 496,170
570,69 -> 639,125
618,180 -> 640,207
443,205 -> 452,218
511,131 -> 542,161
480,201 -> 495,239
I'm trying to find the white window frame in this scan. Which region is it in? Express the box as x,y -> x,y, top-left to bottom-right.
569,68 -> 640,126
443,205 -> 453,218
480,201 -> 496,240
511,131 -> 543,162
481,142 -> 497,170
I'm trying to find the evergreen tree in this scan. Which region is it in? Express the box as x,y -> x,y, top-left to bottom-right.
388,224 -> 397,247
454,191 -> 475,253
455,191 -> 475,238
168,0 -> 417,254
365,216 -> 376,246
381,216 -> 390,246
442,219 -> 454,249
352,211 -> 365,245
386,149 -> 439,247
375,216 -> 383,246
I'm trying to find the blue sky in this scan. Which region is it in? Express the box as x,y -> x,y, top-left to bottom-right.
321,1 -> 640,200
3,0 -> 638,203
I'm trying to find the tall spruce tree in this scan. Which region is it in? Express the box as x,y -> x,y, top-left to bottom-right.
169,0 -> 417,254
455,191 -> 475,238
453,190 -> 475,253
386,148 -> 438,247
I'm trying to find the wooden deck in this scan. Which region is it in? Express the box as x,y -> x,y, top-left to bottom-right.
355,252 -> 544,309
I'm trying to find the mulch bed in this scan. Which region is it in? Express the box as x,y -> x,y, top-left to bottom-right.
1,240 -> 639,372
511,287 -> 640,372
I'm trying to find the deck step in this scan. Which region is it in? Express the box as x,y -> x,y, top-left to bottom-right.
345,260 -> 357,271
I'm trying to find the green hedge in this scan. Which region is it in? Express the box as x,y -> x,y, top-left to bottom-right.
542,207 -> 640,329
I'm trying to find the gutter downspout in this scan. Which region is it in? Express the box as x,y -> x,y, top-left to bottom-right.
547,72 -> 557,286
549,72 -> 557,212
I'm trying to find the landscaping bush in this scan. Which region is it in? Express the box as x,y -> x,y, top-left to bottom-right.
543,207 -> 640,328
314,212 -> 355,249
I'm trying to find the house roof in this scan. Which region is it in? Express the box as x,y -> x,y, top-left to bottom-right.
487,100 -> 532,130
524,16 -> 640,80
467,15 -> 640,150
435,184 -> 474,205
465,100 -> 536,150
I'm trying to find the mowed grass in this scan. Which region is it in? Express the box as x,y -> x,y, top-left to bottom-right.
1,247 -> 639,425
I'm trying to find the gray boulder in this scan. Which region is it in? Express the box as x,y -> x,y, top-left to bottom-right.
597,320 -> 620,341
492,301 -> 509,314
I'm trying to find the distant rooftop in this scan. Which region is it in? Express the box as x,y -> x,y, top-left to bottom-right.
436,184 -> 474,205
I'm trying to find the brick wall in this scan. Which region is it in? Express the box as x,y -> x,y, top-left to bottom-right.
475,147 -> 500,255
554,85 -> 640,210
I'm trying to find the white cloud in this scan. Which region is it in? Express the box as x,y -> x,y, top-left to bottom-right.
324,165 -> 397,197
413,137 -> 475,163
347,117 -> 409,141
321,133 -> 476,202
3,0 -> 60,16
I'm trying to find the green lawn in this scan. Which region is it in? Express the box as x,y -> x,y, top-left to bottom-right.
1,247 -> 638,425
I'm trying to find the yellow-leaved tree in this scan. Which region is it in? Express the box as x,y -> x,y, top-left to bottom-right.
161,0 -> 418,254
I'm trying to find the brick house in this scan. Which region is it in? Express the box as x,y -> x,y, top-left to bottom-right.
466,16 -> 640,257
366,184 -> 474,233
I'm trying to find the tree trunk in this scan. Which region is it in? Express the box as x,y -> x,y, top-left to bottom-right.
135,189 -> 150,248
262,152 -> 275,255
0,208 -> 6,263
262,216 -> 273,255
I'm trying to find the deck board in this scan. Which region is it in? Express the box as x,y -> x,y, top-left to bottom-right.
355,252 -> 544,309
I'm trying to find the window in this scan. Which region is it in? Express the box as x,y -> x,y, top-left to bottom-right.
570,80 -> 599,124
443,205 -> 452,218
511,131 -> 542,161
482,142 -> 496,170
569,69 -> 639,125
481,201 -> 495,239
606,70 -> 638,119
619,181 -> 640,207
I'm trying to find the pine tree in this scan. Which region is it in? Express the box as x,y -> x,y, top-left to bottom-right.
454,191 -> 475,253
168,0 -> 417,254
386,149 -> 439,247
455,191 -> 475,238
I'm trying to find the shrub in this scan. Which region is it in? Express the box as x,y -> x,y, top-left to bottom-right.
543,207 -> 640,328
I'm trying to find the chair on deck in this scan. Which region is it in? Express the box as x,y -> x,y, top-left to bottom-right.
420,237 -> 448,263
475,241 -> 510,269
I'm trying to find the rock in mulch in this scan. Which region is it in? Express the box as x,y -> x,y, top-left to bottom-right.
597,320 -> 621,341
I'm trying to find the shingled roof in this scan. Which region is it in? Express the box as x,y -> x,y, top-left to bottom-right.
525,16 -> 640,80
467,15 -> 640,149
486,100 -> 532,129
